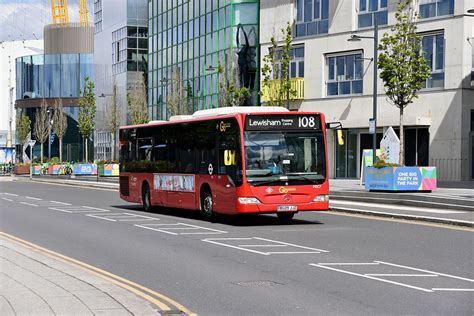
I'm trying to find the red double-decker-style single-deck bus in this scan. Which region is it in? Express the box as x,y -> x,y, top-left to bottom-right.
119,107 -> 330,221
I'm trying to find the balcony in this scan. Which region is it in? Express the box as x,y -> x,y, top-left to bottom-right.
261,78 -> 305,103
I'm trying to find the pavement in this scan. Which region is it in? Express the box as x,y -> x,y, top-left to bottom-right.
0,233 -> 164,315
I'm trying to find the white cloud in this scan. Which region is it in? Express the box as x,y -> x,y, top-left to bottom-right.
0,1 -> 81,42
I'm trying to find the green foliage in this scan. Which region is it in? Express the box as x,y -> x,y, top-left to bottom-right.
16,111 -> 31,145
261,22 -> 297,107
372,159 -> 401,169
77,76 -> 96,140
127,76 -> 149,124
50,157 -> 60,165
217,55 -> 251,107
122,160 -> 173,173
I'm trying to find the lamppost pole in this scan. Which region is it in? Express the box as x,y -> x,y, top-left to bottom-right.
48,107 -> 52,162
372,17 -> 378,165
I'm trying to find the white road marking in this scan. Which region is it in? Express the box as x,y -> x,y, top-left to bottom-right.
375,261 -> 474,283
85,214 -> 116,222
318,263 -> 380,266
134,223 -> 226,235
330,200 -> 465,214
122,213 -> 159,220
365,274 -> 438,277
81,206 -> 111,212
50,201 -> 71,205
432,288 -> 474,292
48,207 -> 73,213
4,193 -> 18,196
1,197 -> 13,202
309,263 -> 433,292
134,224 -> 178,235
25,196 -> 42,201
20,202 -> 38,207
203,237 -> 328,255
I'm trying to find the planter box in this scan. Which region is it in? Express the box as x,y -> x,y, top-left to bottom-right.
365,166 -> 437,191
14,165 -> 30,175
98,164 -> 119,177
73,163 -> 97,175
34,164 -> 49,175
48,164 -> 62,175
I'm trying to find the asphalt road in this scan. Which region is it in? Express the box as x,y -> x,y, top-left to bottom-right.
1,180 -> 473,315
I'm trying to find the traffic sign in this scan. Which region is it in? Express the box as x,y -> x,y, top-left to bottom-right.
28,140 -> 36,147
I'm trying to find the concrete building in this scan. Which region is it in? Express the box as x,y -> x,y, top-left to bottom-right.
261,0 -> 474,181
15,23 -> 94,162
147,0 -> 260,120
93,0 -> 148,161
0,40 -> 43,150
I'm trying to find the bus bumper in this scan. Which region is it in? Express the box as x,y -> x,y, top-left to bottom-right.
235,201 -> 329,214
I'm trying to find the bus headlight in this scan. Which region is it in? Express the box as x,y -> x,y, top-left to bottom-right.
238,197 -> 261,204
313,195 -> 329,202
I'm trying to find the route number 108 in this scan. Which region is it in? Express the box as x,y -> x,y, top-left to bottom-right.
298,116 -> 316,128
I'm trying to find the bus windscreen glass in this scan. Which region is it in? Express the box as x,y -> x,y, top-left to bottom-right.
244,115 -> 326,186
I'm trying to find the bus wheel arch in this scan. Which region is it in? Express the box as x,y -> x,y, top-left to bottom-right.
141,181 -> 152,212
200,184 -> 214,220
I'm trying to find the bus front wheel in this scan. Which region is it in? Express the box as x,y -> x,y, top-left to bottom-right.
142,183 -> 152,212
277,212 -> 295,222
200,190 -> 214,220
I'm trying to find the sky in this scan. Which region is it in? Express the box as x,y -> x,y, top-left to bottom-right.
0,0 -> 81,42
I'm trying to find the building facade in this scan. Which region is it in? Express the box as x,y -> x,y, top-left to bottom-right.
148,0 -> 260,120
93,0 -> 148,161
261,0 -> 474,181
0,40 -> 43,150
15,24 -> 94,162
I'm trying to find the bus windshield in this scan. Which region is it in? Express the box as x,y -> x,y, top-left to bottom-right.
244,131 -> 326,185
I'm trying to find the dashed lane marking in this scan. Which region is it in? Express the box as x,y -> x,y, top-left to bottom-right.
1,197 -> 13,202
48,207 -> 73,213
3,193 -> 18,197
50,201 -> 71,205
20,202 -> 38,207
25,196 -> 42,201
203,237 -> 329,255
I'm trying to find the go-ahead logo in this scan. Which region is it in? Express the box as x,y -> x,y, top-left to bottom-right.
219,121 -> 231,132
279,187 -> 296,194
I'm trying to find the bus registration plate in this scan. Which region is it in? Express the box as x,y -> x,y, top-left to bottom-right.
277,205 -> 297,212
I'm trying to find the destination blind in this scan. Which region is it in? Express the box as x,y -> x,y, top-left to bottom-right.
245,114 -> 322,131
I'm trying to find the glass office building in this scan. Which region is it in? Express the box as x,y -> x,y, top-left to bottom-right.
148,0 -> 259,119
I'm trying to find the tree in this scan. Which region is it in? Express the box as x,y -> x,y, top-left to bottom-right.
378,0 -> 431,165
105,83 -> 122,161
15,111 -> 31,163
34,99 -> 49,163
52,98 -> 68,162
77,76 -> 96,162
218,50 -> 251,107
127,75 -> 149,125
166,66 -> 191,117
261,22 -> 296,107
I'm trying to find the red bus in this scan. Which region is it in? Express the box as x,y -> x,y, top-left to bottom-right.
119,107 -> 329,221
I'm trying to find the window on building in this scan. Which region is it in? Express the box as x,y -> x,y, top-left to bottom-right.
421,33 -> 445,89
358,0 -> 388,28
274,47 -> 305,79
419,0 -> 454,19
112,26 -> 148,75
94,0 -> 103,33
295,0 -> 329,38
326,52 -> 363,96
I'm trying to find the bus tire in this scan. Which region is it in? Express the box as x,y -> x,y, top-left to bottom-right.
277,212 -> 295,222
200,189 -> 214,220
142,182 -> 152,212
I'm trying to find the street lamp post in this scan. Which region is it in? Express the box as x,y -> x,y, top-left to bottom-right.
47,107 -> 53,162
348,17 -> 379,164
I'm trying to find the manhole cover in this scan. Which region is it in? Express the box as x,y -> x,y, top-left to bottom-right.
234,280 -> 283,288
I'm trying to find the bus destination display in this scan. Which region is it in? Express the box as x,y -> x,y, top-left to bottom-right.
245,115 -> 322,131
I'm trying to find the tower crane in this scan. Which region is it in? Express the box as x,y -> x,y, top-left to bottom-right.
50,0 -> 89,26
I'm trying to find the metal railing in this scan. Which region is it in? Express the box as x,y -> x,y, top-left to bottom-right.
261,77 -> 305,102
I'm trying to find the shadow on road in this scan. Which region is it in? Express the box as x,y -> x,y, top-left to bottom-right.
109,204 -> 324,227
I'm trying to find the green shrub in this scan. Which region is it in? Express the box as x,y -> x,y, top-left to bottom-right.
372,159 -> 401,169
50,157 -> 60,165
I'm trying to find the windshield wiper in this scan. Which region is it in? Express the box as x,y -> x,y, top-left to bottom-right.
285,173 -> 324,183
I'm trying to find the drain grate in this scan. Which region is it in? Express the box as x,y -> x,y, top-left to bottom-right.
234,280 -> 283,288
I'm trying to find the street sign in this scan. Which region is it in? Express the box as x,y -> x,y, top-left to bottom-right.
369,118 -> 376,134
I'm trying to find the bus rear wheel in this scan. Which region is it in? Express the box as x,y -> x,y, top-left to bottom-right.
277,212 -> 295,222
142,183 -> 152,212
201,190 -> 214,220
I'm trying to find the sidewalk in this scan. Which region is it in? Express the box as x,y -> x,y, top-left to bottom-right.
0,233 -> 186,315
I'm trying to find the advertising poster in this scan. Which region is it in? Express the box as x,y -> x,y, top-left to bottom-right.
154,174 -> 195,192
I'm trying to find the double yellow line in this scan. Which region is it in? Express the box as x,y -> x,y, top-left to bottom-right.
0,232 -> 196,316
